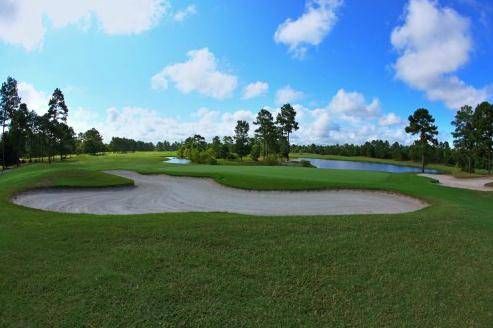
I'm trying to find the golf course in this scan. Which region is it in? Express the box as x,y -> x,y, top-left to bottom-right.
2,0 -> 493,325
1,151 -> 492,326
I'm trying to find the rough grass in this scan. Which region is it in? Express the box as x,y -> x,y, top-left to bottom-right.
0,151 -> 492,327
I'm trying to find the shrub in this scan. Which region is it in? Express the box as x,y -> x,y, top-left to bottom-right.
250,143 -> 260,161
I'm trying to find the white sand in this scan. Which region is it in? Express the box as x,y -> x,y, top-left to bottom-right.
419,174 -> 493,192
12,170 -> 427,216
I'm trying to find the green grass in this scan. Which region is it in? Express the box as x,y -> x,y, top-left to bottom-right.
1,151 -> 492,327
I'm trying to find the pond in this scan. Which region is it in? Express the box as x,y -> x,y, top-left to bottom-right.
297,158 -> 440,174
164,157 -> 191,165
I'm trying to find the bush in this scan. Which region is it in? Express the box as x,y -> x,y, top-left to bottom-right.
250,143 -> 260,161
262,156 -> 280,166
299,159 -> 313,167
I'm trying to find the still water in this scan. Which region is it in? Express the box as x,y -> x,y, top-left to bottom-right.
164,157 -> 191,164
299,158 -> 440,174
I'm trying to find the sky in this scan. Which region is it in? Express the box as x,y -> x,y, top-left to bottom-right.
1,0 -> 492,145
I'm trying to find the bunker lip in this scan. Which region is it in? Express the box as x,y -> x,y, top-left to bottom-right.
419,173 -> 493,192
12,170 -> 428,216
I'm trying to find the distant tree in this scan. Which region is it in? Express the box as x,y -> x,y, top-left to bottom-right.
0,77 -> 21,171
234,120 -> 250,160
47,88 -> 68,122
25,109 -> 39,162
472,102 -> 493,173
452,105 -> 476,173
10,103 -> 29,166
47,88 -> 70,161
405,108 -> 438,173
58,123 -> 76,159
253,109 -> 277,159
250,142 -> 261,161
211,136 -> 222,157
276,103 -> 299,160
185,134 -> 207,151
278,136 -> 289,160
221,136 -> 234,158
82,128 -> 105,155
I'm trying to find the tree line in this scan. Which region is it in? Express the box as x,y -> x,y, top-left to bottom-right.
177,104 -> 299,164
291,140 -> 454,166
293,102 -> 493,173
1,77 -> 76,170
108,137 -> 155,153
3,73 -> 492,174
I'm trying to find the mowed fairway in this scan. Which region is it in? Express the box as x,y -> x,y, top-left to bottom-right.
1,152 -> 492,326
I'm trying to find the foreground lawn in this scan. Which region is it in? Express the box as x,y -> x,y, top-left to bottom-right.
0,152 -> 492,326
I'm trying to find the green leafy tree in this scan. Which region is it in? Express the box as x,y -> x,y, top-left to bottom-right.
47,88 -> 68,122
405,108 -> 438,173
211,136 -> 222,158
47,88 -> 70,161
10,103 -> 29,166
234,120 -> 250,160
82,128 -> 105,155
276,103 -> 299,160
222,136 -> 234,157
452,105 -> 476,173
250,142 -> 261,161
0,77 -> 21,171
472,102 -> 493,173
253,109 -> 277,159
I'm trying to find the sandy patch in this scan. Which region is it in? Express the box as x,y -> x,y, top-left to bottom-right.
419,174 -> 493,191
12,170 -> 428,216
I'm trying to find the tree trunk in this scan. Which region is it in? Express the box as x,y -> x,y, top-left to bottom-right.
421,144 -> 425,173
1,123 -> 5,173
286,133 -> 290,161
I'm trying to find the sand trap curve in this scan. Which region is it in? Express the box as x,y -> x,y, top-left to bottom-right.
13,170 -> 427,216
419,173 -> 493,191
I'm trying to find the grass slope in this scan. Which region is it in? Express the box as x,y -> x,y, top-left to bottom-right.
0,151 -> 492,327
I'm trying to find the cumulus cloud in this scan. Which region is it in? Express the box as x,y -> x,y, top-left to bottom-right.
151,48 -> 238,99
66,94 -> 408,146
391,0 -> 491,109
68,106 -> 257,143
17,82 -> 50,114
274,0 -> 343,58
293,89 -> 409,145
327,89 -> 380,122
379,112 -> 402,126
242,81 -> 269,99
18,80 -> 409,146
275,85 -> 304,105
173,4 -> 197,22
0,0 -> 168,50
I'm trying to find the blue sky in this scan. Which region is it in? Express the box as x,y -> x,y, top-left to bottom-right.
1,0 -> 492,144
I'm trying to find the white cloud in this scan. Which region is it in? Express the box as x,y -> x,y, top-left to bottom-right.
151,48 -> 238,99
17,82 -> 50,114
242,81 -> 269,99
379,112 -> 402,126
0,0 -> 168,50
173,4 -> 197,22
69,106 -> 257,143
292,89 -> 409,145
274,0 -> 343,58
327,89 -> 380,122
275,85 -> 304,105
391,0 -> 491,109
66,96 -> 408,146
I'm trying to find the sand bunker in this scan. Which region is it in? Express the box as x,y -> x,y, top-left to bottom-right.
12,170 -> 427,216
419,174 -> 493,191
